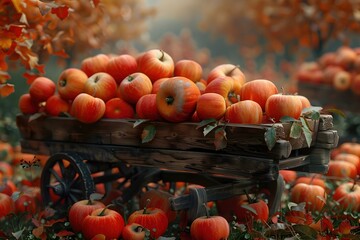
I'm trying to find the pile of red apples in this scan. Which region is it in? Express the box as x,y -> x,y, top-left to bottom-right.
19,48 -> 312,124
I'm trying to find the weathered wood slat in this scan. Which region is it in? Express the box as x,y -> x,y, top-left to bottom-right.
16,114 -> 334,160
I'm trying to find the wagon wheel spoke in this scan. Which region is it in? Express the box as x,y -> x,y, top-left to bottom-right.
41,152 -> 95,213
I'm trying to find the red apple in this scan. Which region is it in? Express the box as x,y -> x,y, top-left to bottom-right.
82,208 -> 125,240
265,93 -> 303,122
137,49 -> 174,83
118,72 -> 153,105
204,76 -> 240,106
45,94 -> 70,116
135,94 -> 162,121
84,72 -> 117,102
71,93 -> 106,123
105,54 -> 138,84
127,205 -> 168,239
57,68 -> 88,101
335,46 -> 357,70
207,63 -> 246,88
174,59 -> 203,82
81,54 -> 110,77
196,93 -> 226,121
151,77 -> 169,94
297,95 -> 311,110
18,93 -> 39,115
240,79 -> 278,111
14,193 -> 37,214
29,77 -> 56,103
0,192 -> 14,218
333,70 -> 351,91
104,97 -> 135,119
332,181 -> 360,212
225,100 -> 263,124
122,223 -> 148,240
68,199 -> 106,233
190,214 -> 230,240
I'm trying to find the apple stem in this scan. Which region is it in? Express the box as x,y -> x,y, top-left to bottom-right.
87,199 -> 93,205
202,203 -> 210,218
351,178 -> 357,191
165,96 -> 174,105
98,203 -> 115,216
127,75 -> 135,82
143,198 -> 151,214
159,50 -> 165,61
228,65 -> 239,75
244,189 -> 255,204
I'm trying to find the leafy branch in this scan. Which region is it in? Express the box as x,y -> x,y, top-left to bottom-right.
265,106 -> 323,151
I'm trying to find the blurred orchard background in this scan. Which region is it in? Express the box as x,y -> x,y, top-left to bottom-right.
1,0 -> 360,144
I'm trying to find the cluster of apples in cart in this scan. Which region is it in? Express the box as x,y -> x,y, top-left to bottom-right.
19,48 -> 312,124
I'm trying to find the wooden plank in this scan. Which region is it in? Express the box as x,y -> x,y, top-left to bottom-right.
16,114 -> 332,160
18,139 -> 309,180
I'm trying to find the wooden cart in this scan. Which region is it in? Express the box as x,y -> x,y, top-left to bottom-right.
16,114 -> 338,221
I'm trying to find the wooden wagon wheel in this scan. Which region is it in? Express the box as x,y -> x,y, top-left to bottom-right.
40,152 -> 95,211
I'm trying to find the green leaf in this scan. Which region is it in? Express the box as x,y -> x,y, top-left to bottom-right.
264,126 -> 276,151
280,116 -> 298,123
141,124 -> 156,143
12,228 -> 25,240
203,123 -> 218,136
289,122 -> 302,139
292,224 -> 318,239
302,125 -> 313,147
133,119 -> 150,128
28,112 -> 46,122
301,106 -> 323,119
196,118 -> 217,129
214,127 -> 227,150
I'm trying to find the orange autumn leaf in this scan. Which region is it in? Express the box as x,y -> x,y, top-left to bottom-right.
0,83 -> 15,97
23,72 -> 39,84
0,38 -> 12,50
51,6 -> 69,20
11,0 -> 22,13
53,49 -> 70,58
91,0 -> 101,7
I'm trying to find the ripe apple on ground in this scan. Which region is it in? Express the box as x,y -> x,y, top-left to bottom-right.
84,72 -> 117,102
351,74 -> 360,95
57,68 -> 88,101
326,160 -> 357,179
105,54 -> 138,84
127,203 -> 168,239
82,207 -> 125,240
332,181 -> 360,212
29,77 -> 56,103
190,208 -> 230,240
0,192 -> 14,218
122,223 -> 149,240
80,53 -> 110,77
68,199 -> 106,233
137,49 -> 174,83
104,98 -> 135,119
290,183 -> 327,212
71,93 -> 106,123
174,59 -> 203,83
117,72 -> 153,105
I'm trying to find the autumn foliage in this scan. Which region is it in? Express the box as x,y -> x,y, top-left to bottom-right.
0,0 -> 155,97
